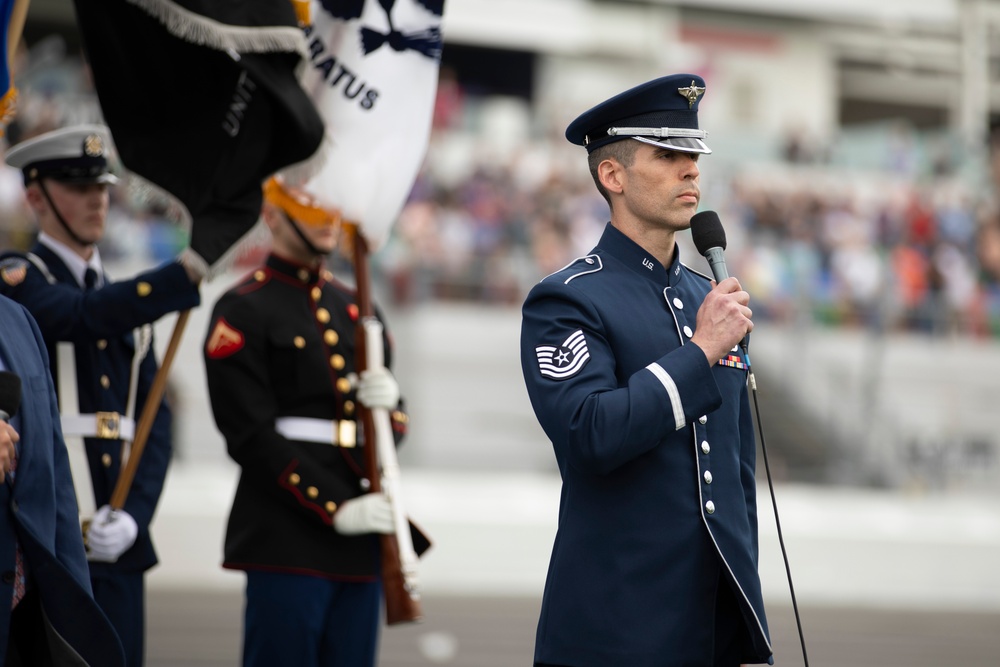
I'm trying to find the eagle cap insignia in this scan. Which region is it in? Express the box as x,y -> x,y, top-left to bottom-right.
677,80 -> 706,108
83,133 -> 104,157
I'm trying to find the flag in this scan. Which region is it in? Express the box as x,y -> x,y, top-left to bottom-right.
0,0 -> 28,135
71,0 -> 326,268
290,0 -> 445,249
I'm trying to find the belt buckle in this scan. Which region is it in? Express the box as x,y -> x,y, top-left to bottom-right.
337,420 -> 357,448
95,411 -> 121,439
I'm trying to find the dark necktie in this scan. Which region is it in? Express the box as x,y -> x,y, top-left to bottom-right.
84,267 -> 98,290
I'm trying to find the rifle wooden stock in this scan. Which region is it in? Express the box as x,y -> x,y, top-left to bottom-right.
357,402 -> 422,625
353,230 -> 422,625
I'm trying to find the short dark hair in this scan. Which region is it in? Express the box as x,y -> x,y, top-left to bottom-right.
587,139 -> 639,207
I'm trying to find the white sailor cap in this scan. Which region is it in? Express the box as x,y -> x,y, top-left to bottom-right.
5,124 -> 119,185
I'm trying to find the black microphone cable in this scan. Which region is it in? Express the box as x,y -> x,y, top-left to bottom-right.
743,352 -> 810,667
690,211 -> 809,666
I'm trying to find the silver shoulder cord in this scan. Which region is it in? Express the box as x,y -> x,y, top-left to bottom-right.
744,347 -> 811,666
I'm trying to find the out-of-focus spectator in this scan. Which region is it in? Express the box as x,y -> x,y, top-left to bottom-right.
6,34 -> 1000,341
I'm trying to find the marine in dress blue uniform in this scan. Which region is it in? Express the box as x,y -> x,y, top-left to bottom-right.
0,294 -> 126,666
0,125 -> 201,667
521,75 -> 773,666
203,178 -> 427,667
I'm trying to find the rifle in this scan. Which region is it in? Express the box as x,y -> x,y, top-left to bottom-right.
352,228 -> 423,625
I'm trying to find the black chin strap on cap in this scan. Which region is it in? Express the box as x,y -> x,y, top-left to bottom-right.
37,179 -> 91,248
281,210 -> 328,259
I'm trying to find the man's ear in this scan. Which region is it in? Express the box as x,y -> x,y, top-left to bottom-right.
24,183 -> 47,215
597,158 -> 624,196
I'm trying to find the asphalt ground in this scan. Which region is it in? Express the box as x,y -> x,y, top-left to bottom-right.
146,588 -> 1000,666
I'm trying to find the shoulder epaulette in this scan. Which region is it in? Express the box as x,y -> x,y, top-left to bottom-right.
681,263 -> 713,283
233,268 -> 270,296
543,254 -> 604,286
0,252 -> 55,287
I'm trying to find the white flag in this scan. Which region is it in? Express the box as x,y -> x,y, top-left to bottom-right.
294,0 -> 445,249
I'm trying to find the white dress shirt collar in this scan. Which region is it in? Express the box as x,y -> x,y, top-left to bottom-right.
38,232 -> 103,289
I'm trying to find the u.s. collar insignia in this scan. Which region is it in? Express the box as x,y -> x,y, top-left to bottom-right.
536,329 -> 590,380
677,81 -> 705,108
83,133 -> 104,157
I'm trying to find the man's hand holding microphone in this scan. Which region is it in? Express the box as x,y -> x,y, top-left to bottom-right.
689,211 -> 753,365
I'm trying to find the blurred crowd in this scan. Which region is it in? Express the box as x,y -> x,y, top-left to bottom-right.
379,78 -> 1000,340
5,39 -> 1000,339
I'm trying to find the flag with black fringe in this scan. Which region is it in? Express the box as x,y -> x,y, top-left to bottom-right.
71,0 -> 326,269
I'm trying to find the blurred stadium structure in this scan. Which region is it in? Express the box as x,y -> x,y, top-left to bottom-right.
4,0 -> 1000,493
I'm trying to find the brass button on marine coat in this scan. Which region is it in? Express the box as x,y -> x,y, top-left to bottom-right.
336,378 -> 352,393
101,453 -> 112,467
136,282 -> 152,297
324,330 -> 339,346
325,501 -> 337,514
343,400 -> 355,415
254,270 -> 266,282
316,308 -> 331,324
306,486 -> 319,499
288,473 -> 300,486
297,269 -> 310,282
97,339 -> 107,350
100,375 -> 110,389
330,354 -> 345,370
294,336 -> 306,349
311,287 -> 322,301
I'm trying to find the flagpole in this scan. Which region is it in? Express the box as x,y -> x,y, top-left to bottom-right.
109,308 -> 190,510
351,226 -> 423,625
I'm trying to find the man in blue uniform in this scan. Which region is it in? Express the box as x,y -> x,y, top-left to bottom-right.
203,177 -> 427,667
0,124 -> 202,666
520,75 -> 773,666
0,294 -> 125,666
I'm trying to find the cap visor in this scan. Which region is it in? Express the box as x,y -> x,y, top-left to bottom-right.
48,173 -> 120,185
634,136 -> 712,155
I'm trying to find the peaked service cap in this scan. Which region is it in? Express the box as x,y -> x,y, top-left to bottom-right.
565,73 -> 711,155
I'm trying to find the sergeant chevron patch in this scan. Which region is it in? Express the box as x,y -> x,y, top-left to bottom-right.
206,317 -> 245,359
536,329 -> 590,380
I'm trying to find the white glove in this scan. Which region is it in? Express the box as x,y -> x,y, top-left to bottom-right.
87,505 -> 139,562
356,367 -> 400,410
333,493 -> 396,535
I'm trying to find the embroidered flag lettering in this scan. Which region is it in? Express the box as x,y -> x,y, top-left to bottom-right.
536,329 -> 590,380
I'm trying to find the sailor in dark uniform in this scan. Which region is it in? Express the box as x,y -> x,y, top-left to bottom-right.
203,177 -> 422,667
0,124 -> 202,667
520,75 -> 773,666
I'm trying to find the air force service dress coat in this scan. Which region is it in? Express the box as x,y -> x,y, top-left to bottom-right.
520,223 -> 772,666
0,296 -> 125,666
0,244 -> 201,575
203,254 -> 426,580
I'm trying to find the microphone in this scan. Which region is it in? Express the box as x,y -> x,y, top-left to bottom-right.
0,371 -> 21,422
690,210 -> 748,353
690,210 -> 729,281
